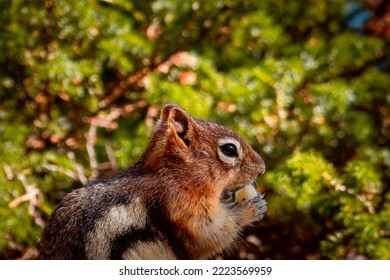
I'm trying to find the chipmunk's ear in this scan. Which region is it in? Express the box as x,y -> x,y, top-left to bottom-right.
160,104 -> 194,147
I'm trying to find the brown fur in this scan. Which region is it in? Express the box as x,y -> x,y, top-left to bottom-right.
38,104 -> 267,259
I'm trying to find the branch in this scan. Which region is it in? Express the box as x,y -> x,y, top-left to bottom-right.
9,173 -> 45,229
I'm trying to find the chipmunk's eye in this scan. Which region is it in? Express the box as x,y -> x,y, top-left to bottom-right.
220,143 -> 238,158
218,137 -> 242,166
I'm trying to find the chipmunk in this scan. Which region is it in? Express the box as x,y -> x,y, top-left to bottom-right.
38,104 -> 267,260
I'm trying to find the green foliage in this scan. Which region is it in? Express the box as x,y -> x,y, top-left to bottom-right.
0,0 -> 389,259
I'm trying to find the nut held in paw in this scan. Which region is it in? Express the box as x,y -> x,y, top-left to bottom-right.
235,184 -> 258,202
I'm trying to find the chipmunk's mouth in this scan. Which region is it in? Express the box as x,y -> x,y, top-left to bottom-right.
220,183 -> 254,204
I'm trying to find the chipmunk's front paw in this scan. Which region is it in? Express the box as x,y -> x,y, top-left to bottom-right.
229,193 -> 267,225
250,194 -> 267,220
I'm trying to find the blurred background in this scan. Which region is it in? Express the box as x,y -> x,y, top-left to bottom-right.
0,0 -> 389,260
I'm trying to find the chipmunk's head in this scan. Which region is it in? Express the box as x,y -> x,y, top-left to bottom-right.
139,104 -> 265,198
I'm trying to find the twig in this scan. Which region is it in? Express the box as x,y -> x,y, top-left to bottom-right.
3,164 -> 14,180
42,163 -> 78,180
105,142 -> 117,171
73,162 -> 88,185
9,173 -> 45,229
86,124 -> 99,179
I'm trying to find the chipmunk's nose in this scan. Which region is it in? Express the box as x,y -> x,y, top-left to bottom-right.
245,142 -> 266,177
255,153 -> 266,176
258,159 -> 266,176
